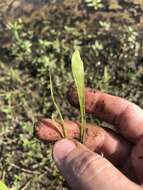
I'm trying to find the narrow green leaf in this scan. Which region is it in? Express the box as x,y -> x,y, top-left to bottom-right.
71,50 -> 86,141
49,72 -> 67,137
0,181 -> 9,190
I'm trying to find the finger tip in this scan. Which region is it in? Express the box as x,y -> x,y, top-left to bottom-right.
35,119 -> 61,141
53,139 -> 77,166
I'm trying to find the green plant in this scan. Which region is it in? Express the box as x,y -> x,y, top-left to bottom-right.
13,175 -> 22,190
85,0 -> 103,10
49,72 -> 67,138
7,19 -> 32,61
126,26 -> 138,50
99,21 -> 111,31
92,40 -> 104,51
72,50 -> 86,141
7,19 -> 23,41
49,49 -> 86,141
0,181 -> 9,190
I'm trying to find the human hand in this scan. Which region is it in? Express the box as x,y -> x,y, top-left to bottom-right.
53,88 -> 143,190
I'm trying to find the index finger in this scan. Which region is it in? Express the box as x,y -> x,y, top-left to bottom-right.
68,87 -> 143,142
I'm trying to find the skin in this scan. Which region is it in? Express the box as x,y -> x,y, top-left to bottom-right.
37,88 -> 143,190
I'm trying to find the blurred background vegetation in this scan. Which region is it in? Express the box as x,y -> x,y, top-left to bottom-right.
0,0 -> 143,189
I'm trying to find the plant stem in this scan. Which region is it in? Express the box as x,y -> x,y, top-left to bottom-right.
49,72 -> 67,137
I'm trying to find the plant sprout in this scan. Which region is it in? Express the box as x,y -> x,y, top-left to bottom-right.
72,50 -> 86,141
0,181 -> 9,190
49,72 -> 67,137
49,50 -> 86,141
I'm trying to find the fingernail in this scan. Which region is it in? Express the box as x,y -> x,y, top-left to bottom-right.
53,139 -> 76,166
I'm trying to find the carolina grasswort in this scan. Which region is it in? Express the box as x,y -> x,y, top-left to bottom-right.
49,72 -> 67,137
49,49 -> 86,141
71,50 -> 86,141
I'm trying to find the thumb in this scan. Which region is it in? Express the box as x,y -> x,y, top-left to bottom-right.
53,139 -> 140,190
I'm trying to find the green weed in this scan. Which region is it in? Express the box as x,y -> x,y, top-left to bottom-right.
0,181 -> 9,190
85,0 -> 103,10
49,49 -> 86,141
72,50 -> 86,141
49,72 -> 67,138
